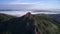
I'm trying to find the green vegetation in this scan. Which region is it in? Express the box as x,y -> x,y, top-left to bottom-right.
33,14 -> 59,34
0,13 -> 16,22
0,13 -> 60,34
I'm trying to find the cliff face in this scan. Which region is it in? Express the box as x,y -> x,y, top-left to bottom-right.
0,12 -> 59,34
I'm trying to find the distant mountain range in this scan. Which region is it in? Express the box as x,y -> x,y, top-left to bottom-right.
0,12 -> 60,34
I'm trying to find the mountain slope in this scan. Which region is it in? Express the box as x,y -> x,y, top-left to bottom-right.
46,14 -> 60,34
0,13 -> 16,22
33,14 -> 59,34
0,12 -> 59,34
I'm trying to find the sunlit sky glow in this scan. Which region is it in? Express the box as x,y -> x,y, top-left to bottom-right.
0,0 -> 60,10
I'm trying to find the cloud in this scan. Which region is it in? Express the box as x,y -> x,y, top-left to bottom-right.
8,0 -> 60,10
10,2 -> 36,4
0,11 -> 59,17
0,4 -> 60,10
9,0 -> 40,4
0,0 -> 60,10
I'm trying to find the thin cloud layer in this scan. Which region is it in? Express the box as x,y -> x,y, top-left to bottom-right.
0,0 -> 60,10
0,11 -> 59,17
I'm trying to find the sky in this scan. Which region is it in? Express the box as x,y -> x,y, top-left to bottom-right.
0,0 -> 60,16
0,0 -> 60,10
